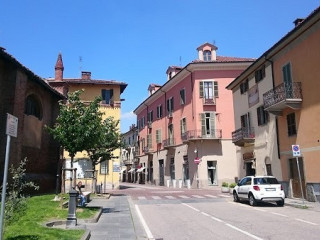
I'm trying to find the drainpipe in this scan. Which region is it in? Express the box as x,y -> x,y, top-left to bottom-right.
264,56 -> 281,159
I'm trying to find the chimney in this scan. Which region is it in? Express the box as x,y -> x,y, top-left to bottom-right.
81,71 -> 91,80
294,18 -> 304,27
55,53 -> 64,81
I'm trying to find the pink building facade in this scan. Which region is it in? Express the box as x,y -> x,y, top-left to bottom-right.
134,43 -> 254,188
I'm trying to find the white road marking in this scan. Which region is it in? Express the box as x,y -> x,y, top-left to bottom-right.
252,208 -> 267,212
201,212 -> 210,217
219,194 -> 231,198
165,196 -> 176,199
182,203 -> 263,239
181,203 -> 200,212
192,195 -> 205,199
271,212 -> 287,217
225,223 -> 264,240
178,195 -> 190,199
204,194 -> 217,198
138,196 -> 146,200
295,218 -> 318,226
151,196 -> 161,200
135,205 -> 154,239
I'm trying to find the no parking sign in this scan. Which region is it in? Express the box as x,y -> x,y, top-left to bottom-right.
292,145 -> 301,157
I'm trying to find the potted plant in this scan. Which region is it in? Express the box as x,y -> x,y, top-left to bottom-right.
229,183 -> 237,194
221,182 -> 229,193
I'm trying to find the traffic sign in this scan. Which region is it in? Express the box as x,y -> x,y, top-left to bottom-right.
194,157 -> 201,164
292,145 -> 301,157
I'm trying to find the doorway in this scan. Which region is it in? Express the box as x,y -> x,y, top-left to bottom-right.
183,155 -> 189,184
159,159 -> 164,186
289,157 -> 306,198
207,161 -> 217,185
245,161 -> 256,176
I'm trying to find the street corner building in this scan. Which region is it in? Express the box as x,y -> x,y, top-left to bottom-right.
129,42 -> 255,189
0,47 -> 64,192
47,53 -> 127,193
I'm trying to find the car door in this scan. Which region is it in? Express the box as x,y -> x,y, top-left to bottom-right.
237,177 -> 249,199
238,177 -> 252,200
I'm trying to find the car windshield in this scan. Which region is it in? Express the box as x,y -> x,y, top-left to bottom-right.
254,177 -> 279,185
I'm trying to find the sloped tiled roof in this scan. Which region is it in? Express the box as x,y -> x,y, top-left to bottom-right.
193,55 -> 256,63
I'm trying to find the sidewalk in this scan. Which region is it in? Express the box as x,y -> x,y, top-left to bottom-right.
285,197 -> 320,212
84,195 -> 148,240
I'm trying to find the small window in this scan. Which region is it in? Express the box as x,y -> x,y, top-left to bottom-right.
100,160 -> 108,174
25,94 -> 42,120
157,105 -> 163,119
167,97 -> 174,114
287,113 -> 297,136
203,50 -> 211,61
240,79 -> 249,94
180,89 -> 186,105
255,65 -> 266,83
101,89 -> 114,104
257,106 -> 269,126
156,129 -> 162,143
148,110 -> 153,123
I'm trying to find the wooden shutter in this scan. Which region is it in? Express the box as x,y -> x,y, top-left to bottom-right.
210,112 -> 215,136
214,81 -> 218,97
199,81 -> 204,98
200,113 -> 206,136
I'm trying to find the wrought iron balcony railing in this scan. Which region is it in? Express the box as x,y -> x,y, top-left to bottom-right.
232,127 -> 255,146
263,82 -> 302,110
181,129 -> 222,142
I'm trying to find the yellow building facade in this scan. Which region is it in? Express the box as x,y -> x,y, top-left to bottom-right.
48,54 -> 127,192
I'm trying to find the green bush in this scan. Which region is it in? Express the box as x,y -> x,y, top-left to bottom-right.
222,182 -> 229,187
229,183 -> 237,188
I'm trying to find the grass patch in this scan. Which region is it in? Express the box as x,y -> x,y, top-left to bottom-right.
4,194 -> 98,240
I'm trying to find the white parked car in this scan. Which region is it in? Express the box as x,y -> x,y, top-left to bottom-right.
233,176 -> 285,206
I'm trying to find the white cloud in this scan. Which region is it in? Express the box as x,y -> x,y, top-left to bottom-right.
121,111 -> 136,120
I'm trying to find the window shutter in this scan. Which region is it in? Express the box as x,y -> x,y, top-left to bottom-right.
214,81 -> 219,97
199,81 -> 204,98
210,112 -> 215,135
160,105 -> 162,117
171,98 -> 174,111
200,113 -> 206,136
180,119 -> 183,136
167,99 -> 169,112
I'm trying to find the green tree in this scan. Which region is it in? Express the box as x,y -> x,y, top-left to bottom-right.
85,116 -> 123,185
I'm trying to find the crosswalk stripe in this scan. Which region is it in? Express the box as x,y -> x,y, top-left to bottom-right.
178,195 -> 190,199
218,194 -> 231,198
165,196 -> 176,199
138,196 -> 146,200
192,195 -> 205,199
151,196 -> 161,200
204,194 -> 217,198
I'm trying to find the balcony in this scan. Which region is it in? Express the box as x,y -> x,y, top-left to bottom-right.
163,138 -> 176,148
203,97 -> 216,105
263,82 -> 302,115
143,147 -> 153,154
182,129 -> 222,142
232,127 -> 255,147
148,121 -> 152,129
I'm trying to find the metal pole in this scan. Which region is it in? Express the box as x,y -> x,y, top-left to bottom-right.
0,135 -> 11,239
296,157 -> 305,205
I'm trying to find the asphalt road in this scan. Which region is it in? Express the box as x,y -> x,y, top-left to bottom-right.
113,183 -> 320,240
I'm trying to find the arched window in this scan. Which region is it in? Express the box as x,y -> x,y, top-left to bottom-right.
25,94 -> 42,120
203,50 -> 212,61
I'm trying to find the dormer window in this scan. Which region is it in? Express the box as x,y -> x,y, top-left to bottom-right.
203,50 -> 212,61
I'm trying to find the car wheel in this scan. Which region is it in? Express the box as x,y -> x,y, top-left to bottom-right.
233,191 -> 239,202
276,200 -> 284,207
249,194 -> 257,206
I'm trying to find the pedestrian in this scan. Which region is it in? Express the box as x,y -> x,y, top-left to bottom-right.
76,181 -> 86,207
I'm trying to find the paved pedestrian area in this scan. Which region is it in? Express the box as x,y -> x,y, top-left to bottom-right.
85,195 -> 148,240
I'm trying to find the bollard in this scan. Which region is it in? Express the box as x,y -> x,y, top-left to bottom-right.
66,188 -> 78,228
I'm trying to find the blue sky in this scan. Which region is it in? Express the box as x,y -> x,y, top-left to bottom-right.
1,1 -> 319,133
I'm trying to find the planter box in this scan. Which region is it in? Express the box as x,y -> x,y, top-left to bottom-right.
221,187 -> 229,193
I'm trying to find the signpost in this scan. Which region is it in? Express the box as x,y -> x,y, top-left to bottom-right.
292,145 -> 305,205
0,114 -> 18,240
